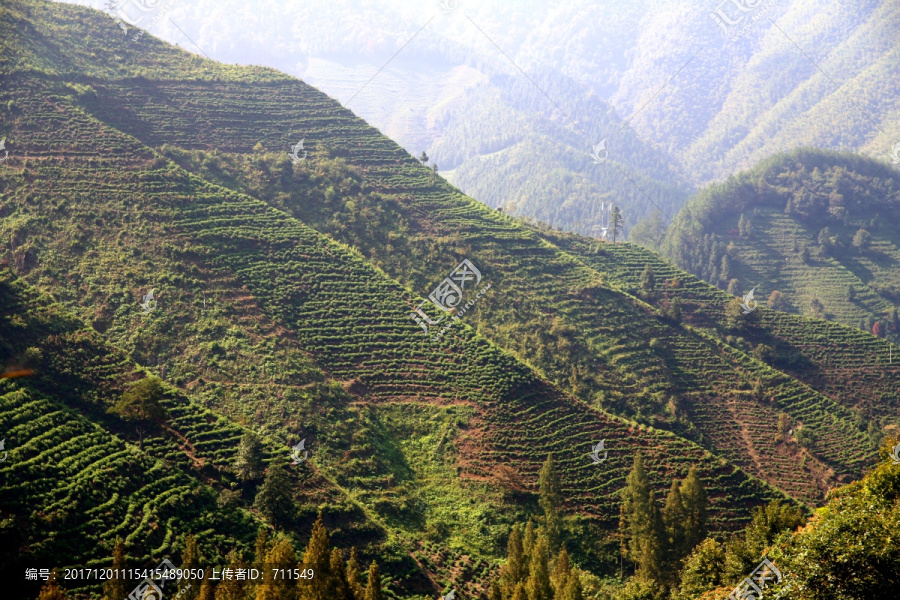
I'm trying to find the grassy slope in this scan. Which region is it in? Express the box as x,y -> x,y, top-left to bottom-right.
48,34 -> 886,504
0,1 -> 798,595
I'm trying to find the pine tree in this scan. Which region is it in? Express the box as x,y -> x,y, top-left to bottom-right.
511,583 -> 528,600
346,548 -> 365,600
662,480 -> 687,574
257,537 -> 298,600
551,547 -> 571,596
37,572 -> 66,600
363,562 -> 383,600
299,516 -> 334,600
254,528 -> 270,569
103,538 -> 127,600
235,432 -> 266,482
610,207 -> 623,243
254,463 -> 294,527
525,533 -> 553,600
197,573 -> 215,600
561,574 -> 584,600
680,466 -> 708,554
501,524 -> 526,597
419,151 -> 428,165
215,550 -> 247,600
618,453 -> 664,582
488,581 -> 502,600
522,520 -> 536,581
330,548 -> 352,600
538,454 -> 563,550
181,534 -> 202,600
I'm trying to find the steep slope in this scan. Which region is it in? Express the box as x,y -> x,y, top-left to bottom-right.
0,3 -> 799,596
661,149 -> 900,334
65,0 -> 900,236
3,0 -> 881,510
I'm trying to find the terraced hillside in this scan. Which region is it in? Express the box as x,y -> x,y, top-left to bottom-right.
0,267 -> 405,599
32,23 -> 888,506
660,149 -> 900,333
0,1 -> 893,596
0,0 -> 812,591
541,231 -> 900,441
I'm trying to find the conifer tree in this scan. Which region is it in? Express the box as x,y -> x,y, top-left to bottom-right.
346,548 -> 365,600
181,534 -> 202,600
235,432 -> 265,482
37,571 -> 66,600
662,480 -> 687,566
618,453 -> 664,581
254,463 -> 294,527
299,516 -> 334,600
522,520 -> 536,582
561,574 -> 584,600
488,581 -> 502,600
610,207 -> 623,243
257,537 -> 298,600
501,523 -> 526,597
640,265 -> 656,297
538,454 -> 563,550
254,528 -> 270,569
551,547 -> 571,596
511,582 -> 528,600
330,548 -> 352,600
197,573 -> 215,600
103,538 -> 127,600
363,562 -> 384,600
680,466 -> 708,554
525,533 -> 553,600
215,550 -> 247,600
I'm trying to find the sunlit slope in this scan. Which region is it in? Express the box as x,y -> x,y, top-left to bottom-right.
2,0 -> 884,505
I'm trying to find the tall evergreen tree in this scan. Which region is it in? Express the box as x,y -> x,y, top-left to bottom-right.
640,265 -> 656,296
511,583 -> 528,600
214,550 -> 247,600
522,520 -> 536,582
662,480 -> 687,577
618,453 -> 664,581
254,463 -> 294,527
254,528 -> 270,568
525,533 -> 553,600
197,573 -> 215,600
103,538 -> 126,600
346,548 -> 365,600
257,537 -> 298,600
551,547 -> 571,597
680,466 -> 708,553
363,562 -> 384,600
538,454 -> 563,550
181,533 -> 202,600
610,206 -> 623,243
299,516 -> 334,600
330,548 -> 352,600
235,432 -> 266,482
502,523 -> 526,597
488,581 -> 502,600
561,574 -> 584,600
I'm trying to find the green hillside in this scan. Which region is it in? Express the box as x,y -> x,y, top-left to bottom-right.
661,149 -> 900,335
0,1 -> 897,599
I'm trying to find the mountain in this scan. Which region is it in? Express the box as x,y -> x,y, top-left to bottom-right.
1,1 -> 897,598
64,0 -> 900,238
660,149 -> 900,336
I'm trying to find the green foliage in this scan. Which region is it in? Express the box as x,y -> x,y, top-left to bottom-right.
108,376 -> 168,423
618,454 -> 664,582
235,432 -> 265,482
254,464 -> 295,528
539,454 -> 563,551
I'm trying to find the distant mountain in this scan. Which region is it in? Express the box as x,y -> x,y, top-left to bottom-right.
65,0 -> 900,238
661,149 -> 900,335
